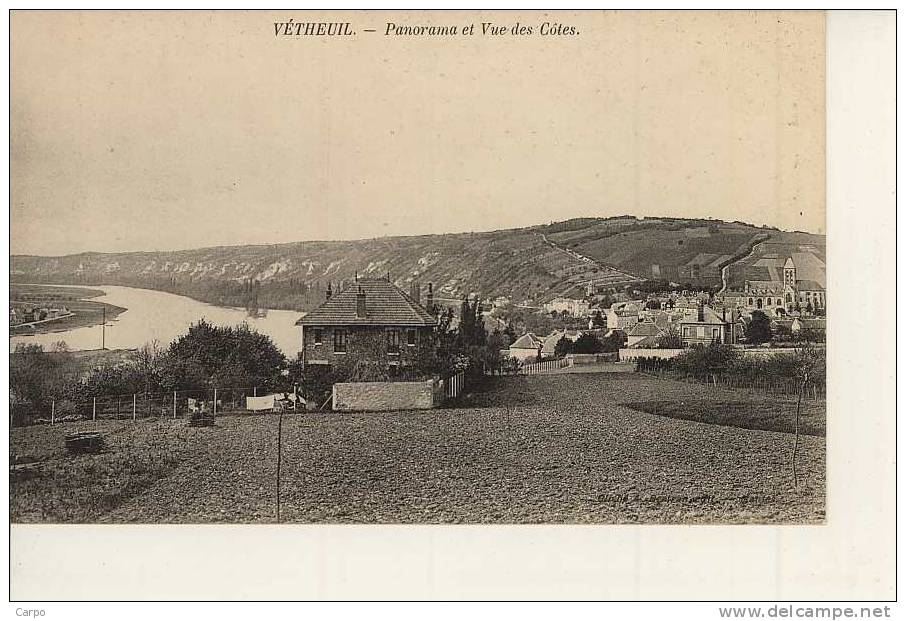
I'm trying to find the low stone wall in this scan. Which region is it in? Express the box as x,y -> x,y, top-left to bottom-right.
736,346 -> 825,359
566,353 -> 618,366
332,379 -> 441,412
619,348 -> 685,361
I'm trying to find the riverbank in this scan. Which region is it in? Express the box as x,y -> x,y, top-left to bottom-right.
10,284 -> 126,337
9,284 -> 302,355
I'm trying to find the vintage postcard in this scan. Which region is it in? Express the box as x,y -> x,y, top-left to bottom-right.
6,8 -> 896,605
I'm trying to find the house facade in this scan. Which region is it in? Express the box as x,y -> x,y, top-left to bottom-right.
606,302 -> 640,330
296,277 -> 437,370
679,305 -> 739,346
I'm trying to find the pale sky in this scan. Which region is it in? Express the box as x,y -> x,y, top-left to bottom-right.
11,10 -> 825,256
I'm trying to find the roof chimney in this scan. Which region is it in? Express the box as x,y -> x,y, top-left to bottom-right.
426,282 -> 434,312
326,282 -> 332,301
698,302 -> 705,323
356,286 -> 367,318
410,280 -> 420,304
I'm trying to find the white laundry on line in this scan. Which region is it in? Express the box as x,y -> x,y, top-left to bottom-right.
246,395 -> 276,411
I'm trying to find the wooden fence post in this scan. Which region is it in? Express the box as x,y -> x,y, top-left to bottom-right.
132,394 -> 137,421
92,397 -> 96,421
51,399 -> 55,425
213,388 -> 218,416
173,391 -> 177,419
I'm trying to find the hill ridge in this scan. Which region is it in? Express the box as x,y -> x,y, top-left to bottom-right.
10,215 -> 825,312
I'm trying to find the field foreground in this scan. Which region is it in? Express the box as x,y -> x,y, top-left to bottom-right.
10,373 -> 825,524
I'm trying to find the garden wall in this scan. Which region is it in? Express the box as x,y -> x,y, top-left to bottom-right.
332,379 -> 443,412
619,348 -> 685,361
566,353 -> 619,366
736,346 -> 826,359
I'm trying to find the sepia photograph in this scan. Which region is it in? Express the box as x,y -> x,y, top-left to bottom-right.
9,9 -> 827,524
5,7 -> 896,606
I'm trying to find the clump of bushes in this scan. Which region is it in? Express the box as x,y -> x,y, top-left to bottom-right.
634,342 -> 826,391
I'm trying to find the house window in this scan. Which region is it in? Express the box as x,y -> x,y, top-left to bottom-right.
712,328 -> 720,341
406,328 -> 417,346
312,328 -> 322,345
683,326 -> 692,338
333,329 -> 347,353
387,329 -> 400,354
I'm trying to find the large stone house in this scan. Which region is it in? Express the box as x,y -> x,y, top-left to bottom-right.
679,305 -> 739,346
296,277 -> 437,370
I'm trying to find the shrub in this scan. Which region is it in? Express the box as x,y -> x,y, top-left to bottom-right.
671,343 -> 739,378
572,333 -> 604,354
634,357 -> 673,373
744,310 -> 772,344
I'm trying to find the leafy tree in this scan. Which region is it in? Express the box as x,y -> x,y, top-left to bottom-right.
162,320 -> 287,390
600,330 -> 628,352
554,336 -> 573,358
791,345 -> 825,487
10,343 -> 81,424
456,297 -> 487,349
590,310 -> 606,328
744,310 -> 773,344
571,333 -> 604,354
655,326 -> 684,349
672,343 -> 738,377
502,323 -> 518,345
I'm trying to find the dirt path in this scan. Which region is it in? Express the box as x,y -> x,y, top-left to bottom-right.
717,234 -> 772,296
537,233 -> 641,299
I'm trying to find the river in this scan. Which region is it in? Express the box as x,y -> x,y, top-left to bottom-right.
8,285 -> 303,356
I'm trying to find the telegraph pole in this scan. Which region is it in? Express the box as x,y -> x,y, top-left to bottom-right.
101,306 -> 106,350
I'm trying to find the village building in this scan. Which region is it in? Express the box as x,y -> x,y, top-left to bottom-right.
543,297 -> 590,317
720,254 -> 826,316
506,332 -> 544,362
540,329 -> 582,359
296,277 -> 437,369
626,321 -> 664,347
606,301 -> 641,331
679,305 -> 739,346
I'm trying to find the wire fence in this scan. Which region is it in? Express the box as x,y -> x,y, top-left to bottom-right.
18,387 -> 303,426
18,374 -> 475,426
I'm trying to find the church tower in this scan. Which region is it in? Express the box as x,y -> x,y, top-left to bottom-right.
783,257 -> 797,287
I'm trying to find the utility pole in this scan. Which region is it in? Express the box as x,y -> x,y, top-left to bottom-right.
101,306 -> 106,350
276,407 -> 283,523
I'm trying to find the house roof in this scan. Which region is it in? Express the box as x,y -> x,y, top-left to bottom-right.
540,330 -> 582,355
796,279 -> 825,291
629,335 -> 660,349
296,278 -> 437,327
790,252 -> 826,286
540,331 -> 564,355
511,332 -> 543,350
628,321 -> 663,337
679,306 -> 728,326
